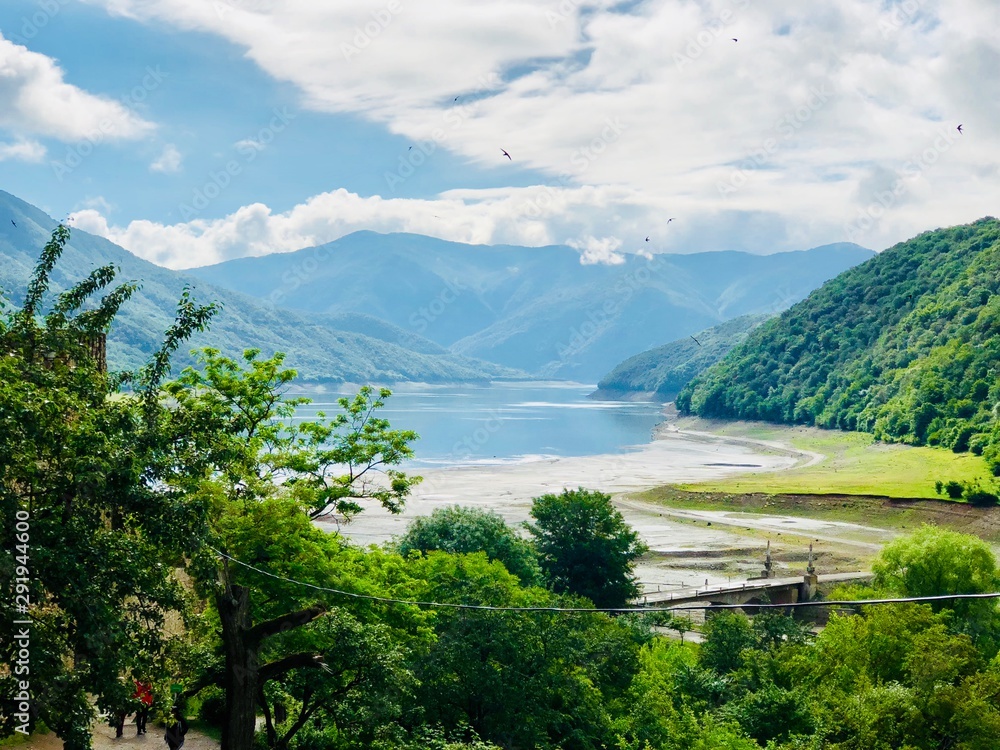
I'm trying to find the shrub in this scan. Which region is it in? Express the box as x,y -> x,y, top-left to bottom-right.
197,686 -> 226,727
966,490 -> 999,508
944,481 -> 965,499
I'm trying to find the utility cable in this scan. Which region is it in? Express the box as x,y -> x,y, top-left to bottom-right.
212,548 -> 1000,614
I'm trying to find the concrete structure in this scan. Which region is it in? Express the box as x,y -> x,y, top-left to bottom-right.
636,570 -> 872,612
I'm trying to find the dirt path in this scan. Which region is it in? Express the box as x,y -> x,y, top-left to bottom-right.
617,497 -> 892,551
25,721 -> 218,750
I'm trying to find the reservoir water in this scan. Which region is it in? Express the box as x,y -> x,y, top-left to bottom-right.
295,382 -> 665,468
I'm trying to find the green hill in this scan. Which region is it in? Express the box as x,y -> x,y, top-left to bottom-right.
0,191 -> 521,383
678,218 -> 1000,472
595,314 -> 771,400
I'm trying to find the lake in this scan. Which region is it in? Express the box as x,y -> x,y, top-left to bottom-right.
294,382 -> 665,468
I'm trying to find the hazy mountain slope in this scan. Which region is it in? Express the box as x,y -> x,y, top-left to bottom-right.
678,218 -> 1000,471
596,314 -> 772,399
190,232 -> 874,379
0,191 -> 519,383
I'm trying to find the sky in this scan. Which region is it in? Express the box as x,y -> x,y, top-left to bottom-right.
0,0 -> 997,270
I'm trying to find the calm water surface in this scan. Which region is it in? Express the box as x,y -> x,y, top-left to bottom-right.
295,382 -> 665,468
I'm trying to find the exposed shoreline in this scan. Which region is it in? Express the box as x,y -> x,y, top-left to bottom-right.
324,410 -> 869,589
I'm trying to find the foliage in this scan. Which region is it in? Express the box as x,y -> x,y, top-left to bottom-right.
678,218 -> 1000,474
598,314 -> 771,397
872,525 -> 1000,645
0,226 -> 217,749
405,551 -> 647,750
527,488 -> 648,609
396,505 -> 541,585
165,349 -> 423,750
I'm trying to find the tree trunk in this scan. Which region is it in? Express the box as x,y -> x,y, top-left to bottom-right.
218,585 -> 258,750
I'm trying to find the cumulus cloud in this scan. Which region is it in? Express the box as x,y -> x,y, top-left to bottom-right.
0,139 -> 46,162
150,144 -> 182,173
567,236 -> 626,265
73,185 -> 667,269
81,0 -> 1000,256
0,33 -> 155,143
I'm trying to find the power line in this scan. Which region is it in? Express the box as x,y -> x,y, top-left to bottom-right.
212,548 -> 1000,614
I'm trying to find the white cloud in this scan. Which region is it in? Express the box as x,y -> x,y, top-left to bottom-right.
81,0 -> 1000,256
0,139 -> 46,162
74,185 -> 662,269
567,236 -> 625,265
150,144 -> 182,173
0,33 -> 155,143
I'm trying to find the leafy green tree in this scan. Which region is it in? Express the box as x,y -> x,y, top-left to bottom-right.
167,348 -> 421,750
872,526 -> 1000,643
0,226 -> 217,749
699,612 -> 755,675
397,505 -> 541,585
406,551 -> 644,750
527,488 -> 647,609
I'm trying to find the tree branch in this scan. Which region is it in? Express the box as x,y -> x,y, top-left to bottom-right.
246,604 -> 326,647
258,652 -> 327,683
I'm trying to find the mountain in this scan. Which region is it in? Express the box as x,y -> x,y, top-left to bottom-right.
594,314 -> 772,400
0,191 -> 520,383
189,232 -> 874,380
677,218 -> 1000,472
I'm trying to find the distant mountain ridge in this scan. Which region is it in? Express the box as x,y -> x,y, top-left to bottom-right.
678,218 -> 1000,472
190,232 -> 874,380
595,314 -> 772,400
0,191 -> 521,383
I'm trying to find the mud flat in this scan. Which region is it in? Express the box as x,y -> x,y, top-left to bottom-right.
324,420 -> 862,591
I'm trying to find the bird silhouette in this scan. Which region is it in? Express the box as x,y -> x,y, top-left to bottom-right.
690,335 -> 702,346
957,124 -> 964,134
667,217 -> 675,223
645,236 -> 650,242
731,38 -> 738,42
10,220 -> 16,228
501,148 -> 511,160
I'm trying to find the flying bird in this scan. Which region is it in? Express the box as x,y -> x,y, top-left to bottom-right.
10,220 -> 16,228
501,148 -> 511,160
957,124 -> 964,134
690,335 -> 702,346
667,217 -> 675,223
645,236 -> 650,242
731,38 -> 738,42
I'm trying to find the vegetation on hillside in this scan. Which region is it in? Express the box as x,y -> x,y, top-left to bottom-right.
0,193 -> 520,383
597,314 -> 771,398
678,218 -> 1000,473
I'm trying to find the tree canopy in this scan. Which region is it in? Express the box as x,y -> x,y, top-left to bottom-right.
678,218 -> 1000,472
397,505 -> 541,585
527,488 -> 648,609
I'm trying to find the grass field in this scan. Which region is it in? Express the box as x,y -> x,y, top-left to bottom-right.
672,418 -> 994,500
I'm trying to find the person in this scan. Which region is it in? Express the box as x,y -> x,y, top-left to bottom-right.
164,707 -> 188,750
133,679 -> 153,735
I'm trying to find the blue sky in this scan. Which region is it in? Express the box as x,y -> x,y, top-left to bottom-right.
0,1 -> 997,269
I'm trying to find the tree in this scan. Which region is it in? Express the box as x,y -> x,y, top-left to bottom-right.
527,488 -> 647,609
872,526 -> 1000,643
406,551 -> 643,750
397,506 -> 541,585
699,612 -> 755,675
0,226 -> 218,749
167,348 -> 421,750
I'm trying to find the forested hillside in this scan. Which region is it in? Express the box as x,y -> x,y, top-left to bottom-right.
596,314 -> 771,399
678,218 -> 1000,471
0,191 -> 519,383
